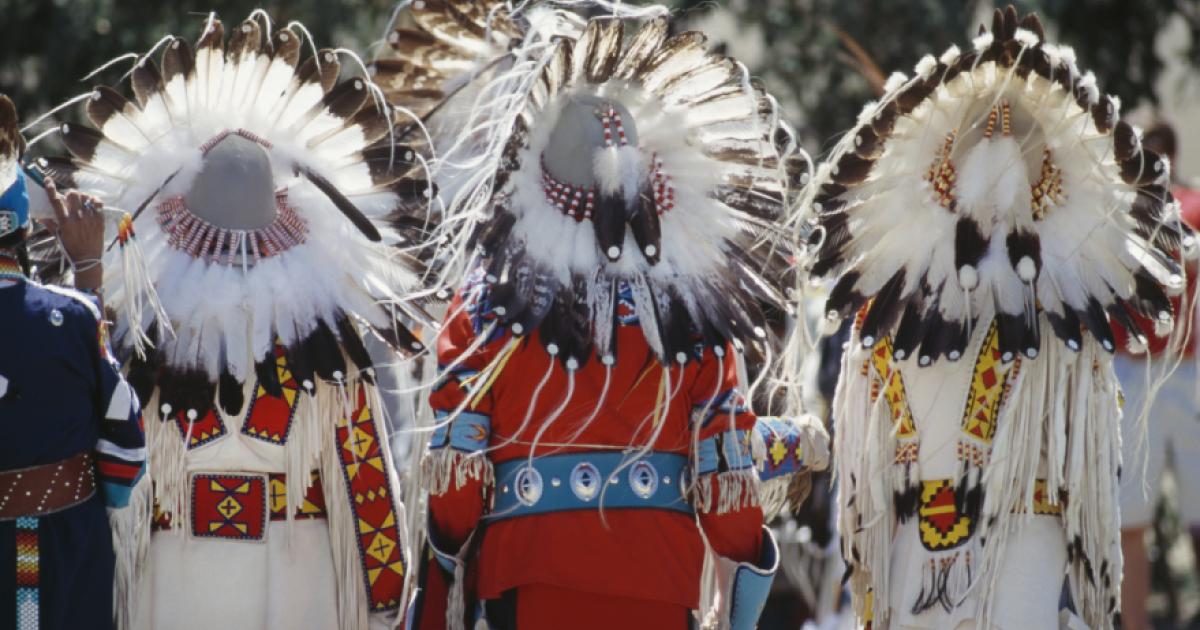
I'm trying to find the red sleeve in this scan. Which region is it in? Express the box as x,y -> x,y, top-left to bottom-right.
428,290 -> 505,419
416,285 -> 507,629
689,345 -> 763,564
427,285 -> 508,547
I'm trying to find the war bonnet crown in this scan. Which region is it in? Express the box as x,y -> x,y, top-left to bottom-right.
377,1 -> 807,370
34,12 -> 434,421
807,7 -> 1192,362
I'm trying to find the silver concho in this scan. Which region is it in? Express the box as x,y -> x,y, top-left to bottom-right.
513,466 -> 543,507
570,462 -> 601,502
49,309 -> 64,327
629,461 -> 659,499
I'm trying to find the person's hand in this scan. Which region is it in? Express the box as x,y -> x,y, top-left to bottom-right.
41,179 -> 105,290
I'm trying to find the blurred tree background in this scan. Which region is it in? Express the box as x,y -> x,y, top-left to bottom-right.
673,0 -> 1200,152
0,0 -> 395,130
0,0 -> 1196,158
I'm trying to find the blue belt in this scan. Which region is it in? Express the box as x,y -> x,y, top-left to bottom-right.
489,451 -> 693,521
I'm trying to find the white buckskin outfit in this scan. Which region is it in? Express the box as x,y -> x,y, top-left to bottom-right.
35,12 -> 437,629
803,6 -> 1193,629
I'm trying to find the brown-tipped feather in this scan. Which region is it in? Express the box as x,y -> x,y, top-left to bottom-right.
60,123 -> 111,162
130,59 -> 166,109
581,18 -> 624,84
86,86 -> 139,130
1091,96 -> 1117,133
1002,5 -> 1019,40
227,19 -> 263,61
30,157 -> 84,189
538,41 -> 571,100
320,78 -> 370,120
615,17 -> 668,79
161,37 -> 195,84
296,50 -> 342,94
195,18 -> 225,55
636,31 -> 708,81
345,107 -> 393,147
1018,12 -> 1045,41
271,28 -> 301,67
299,165 -> 382,242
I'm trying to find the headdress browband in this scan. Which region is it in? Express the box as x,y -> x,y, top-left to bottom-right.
200,128 -> 274,155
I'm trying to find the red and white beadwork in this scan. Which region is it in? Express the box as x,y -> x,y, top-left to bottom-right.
539,153 -> 677,220
199,128 -> 274,155
650,155 -> 674,215
156,190 -> 309,264
540,157 -> 596,221
596,107 -> 629,148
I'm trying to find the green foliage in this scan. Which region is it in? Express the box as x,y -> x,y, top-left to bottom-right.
2,0 -> 1195,156
0,0 -> 395,124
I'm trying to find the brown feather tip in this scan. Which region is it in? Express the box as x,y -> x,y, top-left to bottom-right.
299,165 -> 383,242
0,95 -> 19,160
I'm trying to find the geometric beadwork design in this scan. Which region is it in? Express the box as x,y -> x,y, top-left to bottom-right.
917,479 -> 974,551
153,471 -> 326,532
756,417 -> 807,480
190,473 -> 267,541
924,132 -> 958,210
959,323 -> 1017,444
267,471 -> 327,521
1030,479 -> 1063,516
334,386 -> 405,611
869,337 -> 917,438
894,442 -> 919,465
15,516 -> 38,630
242,344 -> 301,445
173,408 -> 228,450
1030,147 -> 1065,221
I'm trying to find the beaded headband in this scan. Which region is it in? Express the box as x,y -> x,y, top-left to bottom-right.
154,129 -> 308,265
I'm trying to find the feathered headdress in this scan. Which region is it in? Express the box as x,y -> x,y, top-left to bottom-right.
32,12 -> 435,424
804,7 -> 1194,629
379,1 -> 807,370
0,95 -> 29,242
371,0 -> 528,121
807,8 -> 1190,361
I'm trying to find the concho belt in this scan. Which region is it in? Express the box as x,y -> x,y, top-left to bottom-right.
0,452 -> 97,520
490,451 -> 692,521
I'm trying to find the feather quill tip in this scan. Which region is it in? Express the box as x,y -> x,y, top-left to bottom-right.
1124,335 -> 1148,355
939,45 -> 962,66
1154,316 -> 1173,337
1078,72 -> 1100,105
818,312 -> 842,337
1057,45 -> 1078,67
855,102 -> 877,126
914,55 -> 938,79
972,32 -> 994,52
1013,28 -> 1039,47
883,72 -> 908,94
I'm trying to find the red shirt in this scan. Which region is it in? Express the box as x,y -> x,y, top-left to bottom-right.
425,284 -> 763,611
